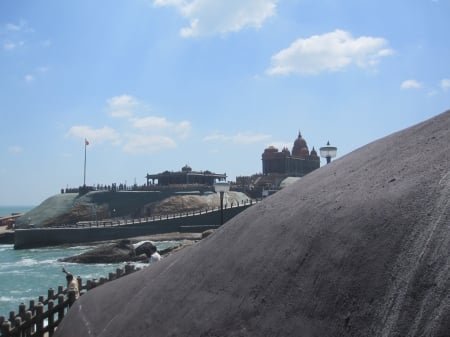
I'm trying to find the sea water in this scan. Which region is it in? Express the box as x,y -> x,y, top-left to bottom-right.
0,206 -> 178,317
0,244 -> 131,317
0,206 -> 34,217
0,241 -> 178,317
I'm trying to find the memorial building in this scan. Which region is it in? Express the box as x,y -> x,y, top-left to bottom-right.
262,132 -> 320,177
146,165 -> 226,186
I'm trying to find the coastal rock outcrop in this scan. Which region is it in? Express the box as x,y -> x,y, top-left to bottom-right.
54,111 -> 450,337
58,239 -> 186,264
15,191 -> 249,229
59,240 -> 143,264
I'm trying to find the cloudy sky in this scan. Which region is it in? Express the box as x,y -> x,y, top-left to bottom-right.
1,0 -> 449,205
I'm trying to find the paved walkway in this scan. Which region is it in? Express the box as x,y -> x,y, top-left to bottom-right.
0,225 -> 13,235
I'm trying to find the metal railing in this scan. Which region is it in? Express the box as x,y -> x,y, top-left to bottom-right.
48,199 -> 258,229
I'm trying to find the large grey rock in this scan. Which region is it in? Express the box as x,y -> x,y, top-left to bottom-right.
55,110 -> 450,337
15,191 -> 250,228
58,240 -> 140,264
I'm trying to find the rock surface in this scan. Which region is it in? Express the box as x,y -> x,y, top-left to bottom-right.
58,237 -> 196,264
15,191 -> 250,228
54,110 -> 450,337
58,240 -> 146,264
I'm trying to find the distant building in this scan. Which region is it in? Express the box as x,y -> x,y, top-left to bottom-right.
146,165 -> 226,186
262,132 -> 320,177
236,131 -> 320,198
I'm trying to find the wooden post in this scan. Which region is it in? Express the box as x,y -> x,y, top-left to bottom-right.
2,320 -> 11,337
14,316 -> 22,332
57,294 -> 65,323
48,300 -> 55,336
19,303 -> 26,318
125,264 -> 134,274
24,311 -> 33,336
36,303 -> 44,336
68,290 -> 76,307
29,299 -> 35,312
48,288 -> 55,300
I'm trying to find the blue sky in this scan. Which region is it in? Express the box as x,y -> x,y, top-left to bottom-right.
1,0 -> 449,206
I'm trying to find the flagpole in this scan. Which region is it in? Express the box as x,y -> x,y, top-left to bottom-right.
83,139 -> 87,187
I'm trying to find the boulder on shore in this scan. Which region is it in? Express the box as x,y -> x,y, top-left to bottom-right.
59,240 -> 183,264
55,111 -> 450,337
59,240 -> 145,264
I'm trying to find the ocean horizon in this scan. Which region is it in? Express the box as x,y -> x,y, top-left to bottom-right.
0,206 -> 35,218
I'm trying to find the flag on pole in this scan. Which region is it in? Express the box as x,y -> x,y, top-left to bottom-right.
85,139 -> 89,146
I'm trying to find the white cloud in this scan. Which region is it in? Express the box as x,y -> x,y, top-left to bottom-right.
41,39 -> 52,47
8,145 -> 23,154
67,96 -> 192,155
204,131 -> 271,144
66,125 -> 121,144
5,20 -> 32,32
154,0 -> 185,5
107,94 -> 139,118
24,74 -> 34,83
441,79 -> 450,90
427,89 -> 438,97
131,116 -> 172,129
131,116 -> 191,139
123,134 -> 177,154
153,0 -> 277,37
3,40 -> 24,51
267,29 -> 393,76
265,141 -> 290,151
37,66 -> 49,73
3,41 -> 16,51
401,79 -> 423,89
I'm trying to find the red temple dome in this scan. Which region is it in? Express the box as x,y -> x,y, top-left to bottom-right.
292,132 -> 309,158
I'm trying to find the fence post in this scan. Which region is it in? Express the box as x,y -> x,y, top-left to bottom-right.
48,300 -> 55,336
68,290 -> 76,307
48,288 -> 55,301
13,316 -> 22,334
77,276 -> 83,290
85,279 -> 92,290
36,303 -> 44,336
1,319 -> 11,337
124,264 -> 134,274
24,311 -> 33,336
18,303 -> 26,318
57,294 -> 65,323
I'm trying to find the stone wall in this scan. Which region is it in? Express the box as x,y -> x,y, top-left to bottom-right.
14,205 -> 252,249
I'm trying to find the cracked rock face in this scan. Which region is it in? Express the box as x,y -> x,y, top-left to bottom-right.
55,111 -> 450,337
